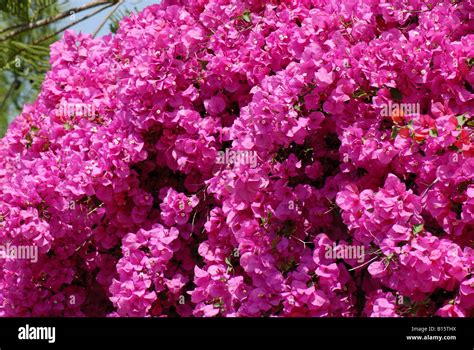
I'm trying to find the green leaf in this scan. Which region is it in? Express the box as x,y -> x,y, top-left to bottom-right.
391,126 -> 400,139
448,144 -> 460,152
213,300 -> 223,308
402,296 -> 411,307
389,87 -> 403,101
242,10 -> 251,23
457,114 -> 468,127
429,129 -> 438,137
352,88 -> 367,99
260,211 -> 273,226
413,224 -> 424,234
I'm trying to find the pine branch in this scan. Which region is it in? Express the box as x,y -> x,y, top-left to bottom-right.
0,0 -> 119,42
0,2 -> 115,70
0,78 -> 20,113
33,2 -> 116,45
93,0 -> 124,38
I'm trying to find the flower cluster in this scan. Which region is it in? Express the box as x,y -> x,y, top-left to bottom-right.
0,0 -> 472,317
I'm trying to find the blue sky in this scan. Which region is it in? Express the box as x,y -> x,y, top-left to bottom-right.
62,0 -> 159,38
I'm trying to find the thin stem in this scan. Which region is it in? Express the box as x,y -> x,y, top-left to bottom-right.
366,248 -> 382,256
348,255 -> 380,272
289,235 -> 312,247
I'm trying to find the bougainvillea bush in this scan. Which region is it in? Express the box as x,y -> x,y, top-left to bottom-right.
0,0 -> 473,317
